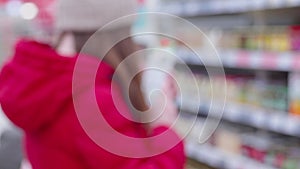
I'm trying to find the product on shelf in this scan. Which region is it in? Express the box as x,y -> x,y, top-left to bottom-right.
242,134 -> 300,169
181,116 -> 300,169
159,0 -> 300,16
175,70 -> 288,112
289,72 -> 300,116
290,26 -> 300,51
218,26 -> 300,52
290,101 -> 300,116
213,126 -> 243,155
176,25 -> 300,52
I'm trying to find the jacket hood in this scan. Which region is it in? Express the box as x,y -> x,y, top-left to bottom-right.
0,39 -> 114,133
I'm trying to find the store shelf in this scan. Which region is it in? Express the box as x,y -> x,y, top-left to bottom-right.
186,141 -> 278,169
159,0 -> 300,17
180,99 -> 300,137
178,49 -> 300,72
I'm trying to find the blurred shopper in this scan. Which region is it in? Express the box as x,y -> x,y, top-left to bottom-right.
0,0 -> 185,169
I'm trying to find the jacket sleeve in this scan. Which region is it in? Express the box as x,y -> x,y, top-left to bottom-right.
77,86 -> 185,169
0,63 -> 71,134
117,126 -> 185,169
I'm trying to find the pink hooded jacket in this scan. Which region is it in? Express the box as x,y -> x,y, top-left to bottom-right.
0,40 -> 185,169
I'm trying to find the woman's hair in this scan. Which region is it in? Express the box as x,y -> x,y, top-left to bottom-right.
71,30 -> 149,118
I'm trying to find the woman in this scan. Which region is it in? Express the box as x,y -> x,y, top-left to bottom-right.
0,0 -> 185,168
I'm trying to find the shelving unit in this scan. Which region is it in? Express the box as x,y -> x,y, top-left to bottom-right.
186,141 -> 279,169
180,100 -> 300,137
156,0 -> 300,168
159,0 -> 300,17
177,49 -> 300,72
174,115 -> 293,169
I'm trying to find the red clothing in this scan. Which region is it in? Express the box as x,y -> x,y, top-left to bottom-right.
0,40 -> 185,169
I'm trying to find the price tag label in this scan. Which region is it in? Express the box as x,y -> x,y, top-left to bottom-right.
285,117 -> 300,136
250,52 -> 261,69
225,103 -> 240,122
268,114 -> 283,132
278,53 -> 292,71
251,111 -> 266,128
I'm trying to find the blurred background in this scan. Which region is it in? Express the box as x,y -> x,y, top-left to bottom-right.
1,0 -> 300,169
